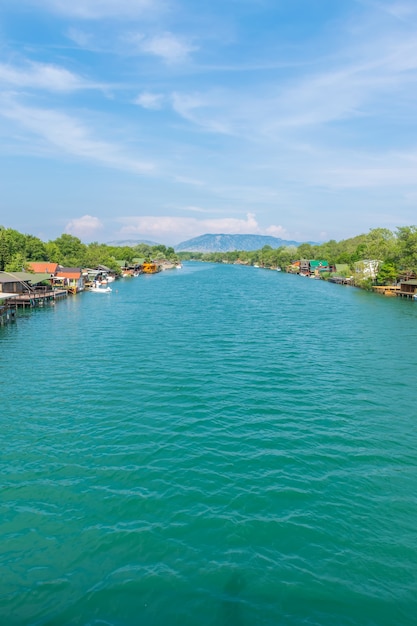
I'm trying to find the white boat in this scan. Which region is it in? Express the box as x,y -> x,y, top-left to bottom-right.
90,282 -> 112,293
176,264 -> 183,269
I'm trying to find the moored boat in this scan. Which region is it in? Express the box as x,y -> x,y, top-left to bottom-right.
89,282 -> 112,293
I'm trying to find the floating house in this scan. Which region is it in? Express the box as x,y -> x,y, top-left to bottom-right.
299,259 -> 329,276
0,271 -> 67,308
27,262 -> 59,275
288,260 -> 301,273
0,271 -> 51,294
142,261 -> 159,274
54,268 -> 85,294
396,279 -> 417,299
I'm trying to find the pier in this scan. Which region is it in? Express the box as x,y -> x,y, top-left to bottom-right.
8,288 -> 68,308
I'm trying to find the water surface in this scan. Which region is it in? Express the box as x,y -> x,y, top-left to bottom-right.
1,263 -> 416,625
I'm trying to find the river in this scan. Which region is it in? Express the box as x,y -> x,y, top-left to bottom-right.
1,262 -> 416,625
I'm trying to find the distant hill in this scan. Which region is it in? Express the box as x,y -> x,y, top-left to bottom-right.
175,233 -> 302,253
106,239 -> 161,247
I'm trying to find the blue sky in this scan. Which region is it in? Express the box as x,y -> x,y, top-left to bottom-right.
1,0 -> 417,245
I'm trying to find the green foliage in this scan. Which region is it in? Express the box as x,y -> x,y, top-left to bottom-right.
1,225 -> 417,291
376,262 -> 398,285
25,235 -> 48,261
355,277 -> 374,291
45,242 -> 62,263
52,234 -> 87,266
0,228 -> 27,271
395,226 -> 417,272
4,252 -> 28,272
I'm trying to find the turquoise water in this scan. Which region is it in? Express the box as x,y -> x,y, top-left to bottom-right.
1,262 -> 417,626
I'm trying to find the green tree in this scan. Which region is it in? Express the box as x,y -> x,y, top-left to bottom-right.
45,242 -> 62,264
395,226 -> 417,273
25,235 -> 48,261
52,234 -> 87,266
376,262 -> 398,285
5,252 -> 28,272
297,243 -> 314,259
364,228 -> 396,261
0,228 -> 26,271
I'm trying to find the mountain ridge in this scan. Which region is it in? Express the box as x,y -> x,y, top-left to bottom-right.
175,233 -> 304,253
106,239 -> 161,247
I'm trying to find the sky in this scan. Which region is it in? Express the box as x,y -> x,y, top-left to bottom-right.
1,0 -> 417,245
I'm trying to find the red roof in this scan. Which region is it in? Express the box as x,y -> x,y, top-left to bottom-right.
28,262 -> 58,274
56,270 -> 82,279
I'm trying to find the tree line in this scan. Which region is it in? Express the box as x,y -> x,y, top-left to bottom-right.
1,225 -> 417,285
177,227 -> 417,285
0,228 -> 179,273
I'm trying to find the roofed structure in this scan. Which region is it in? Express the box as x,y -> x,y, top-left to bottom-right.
27,262 -> 58,274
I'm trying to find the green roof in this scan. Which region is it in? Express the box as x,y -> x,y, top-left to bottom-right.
310,260 -> 329,268
0,271 -> 51,284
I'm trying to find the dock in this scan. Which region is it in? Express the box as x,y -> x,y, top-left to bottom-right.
5,288 -> 68,308
373,285 -> 400,297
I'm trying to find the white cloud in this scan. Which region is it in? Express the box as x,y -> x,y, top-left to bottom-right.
0,97 -> 154,173
181,206 -> 212,213
133,32 -> 197,64
377,1 -> 417,20
166,21 -> 417,141
264,224 -> 288,238
66,215 -> 103,239
0,61 -> 89,92
117,212 -> 287,242
319,163 -> 417,188
171,91 -> 232,133
134,92 -> 164,110
66,28 -> 94,48
174,176 -> 205,186
26,0 -> 159,19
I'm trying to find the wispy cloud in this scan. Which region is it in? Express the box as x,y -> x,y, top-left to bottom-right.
372,0 -> 417,21
0,97 -> 154,173
134,91 -> 165,110
131,32 -> 197,64
181,206 -> 212,213
66,27 -> 95,49
167,20 -> 417,139
25,0 -> 161,19
0,61 -> 91,92
117,212 -> 287,242
66,215 -> 103,239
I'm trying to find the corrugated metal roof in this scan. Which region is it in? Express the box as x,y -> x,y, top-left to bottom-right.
0,271 -> 51,284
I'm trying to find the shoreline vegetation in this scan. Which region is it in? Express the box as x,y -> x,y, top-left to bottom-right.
1,227 -> 417,316
178,226 -> 417,290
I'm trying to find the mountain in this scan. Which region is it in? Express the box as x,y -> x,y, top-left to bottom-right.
106,239 -> 161,247
175,233 -> 302,253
